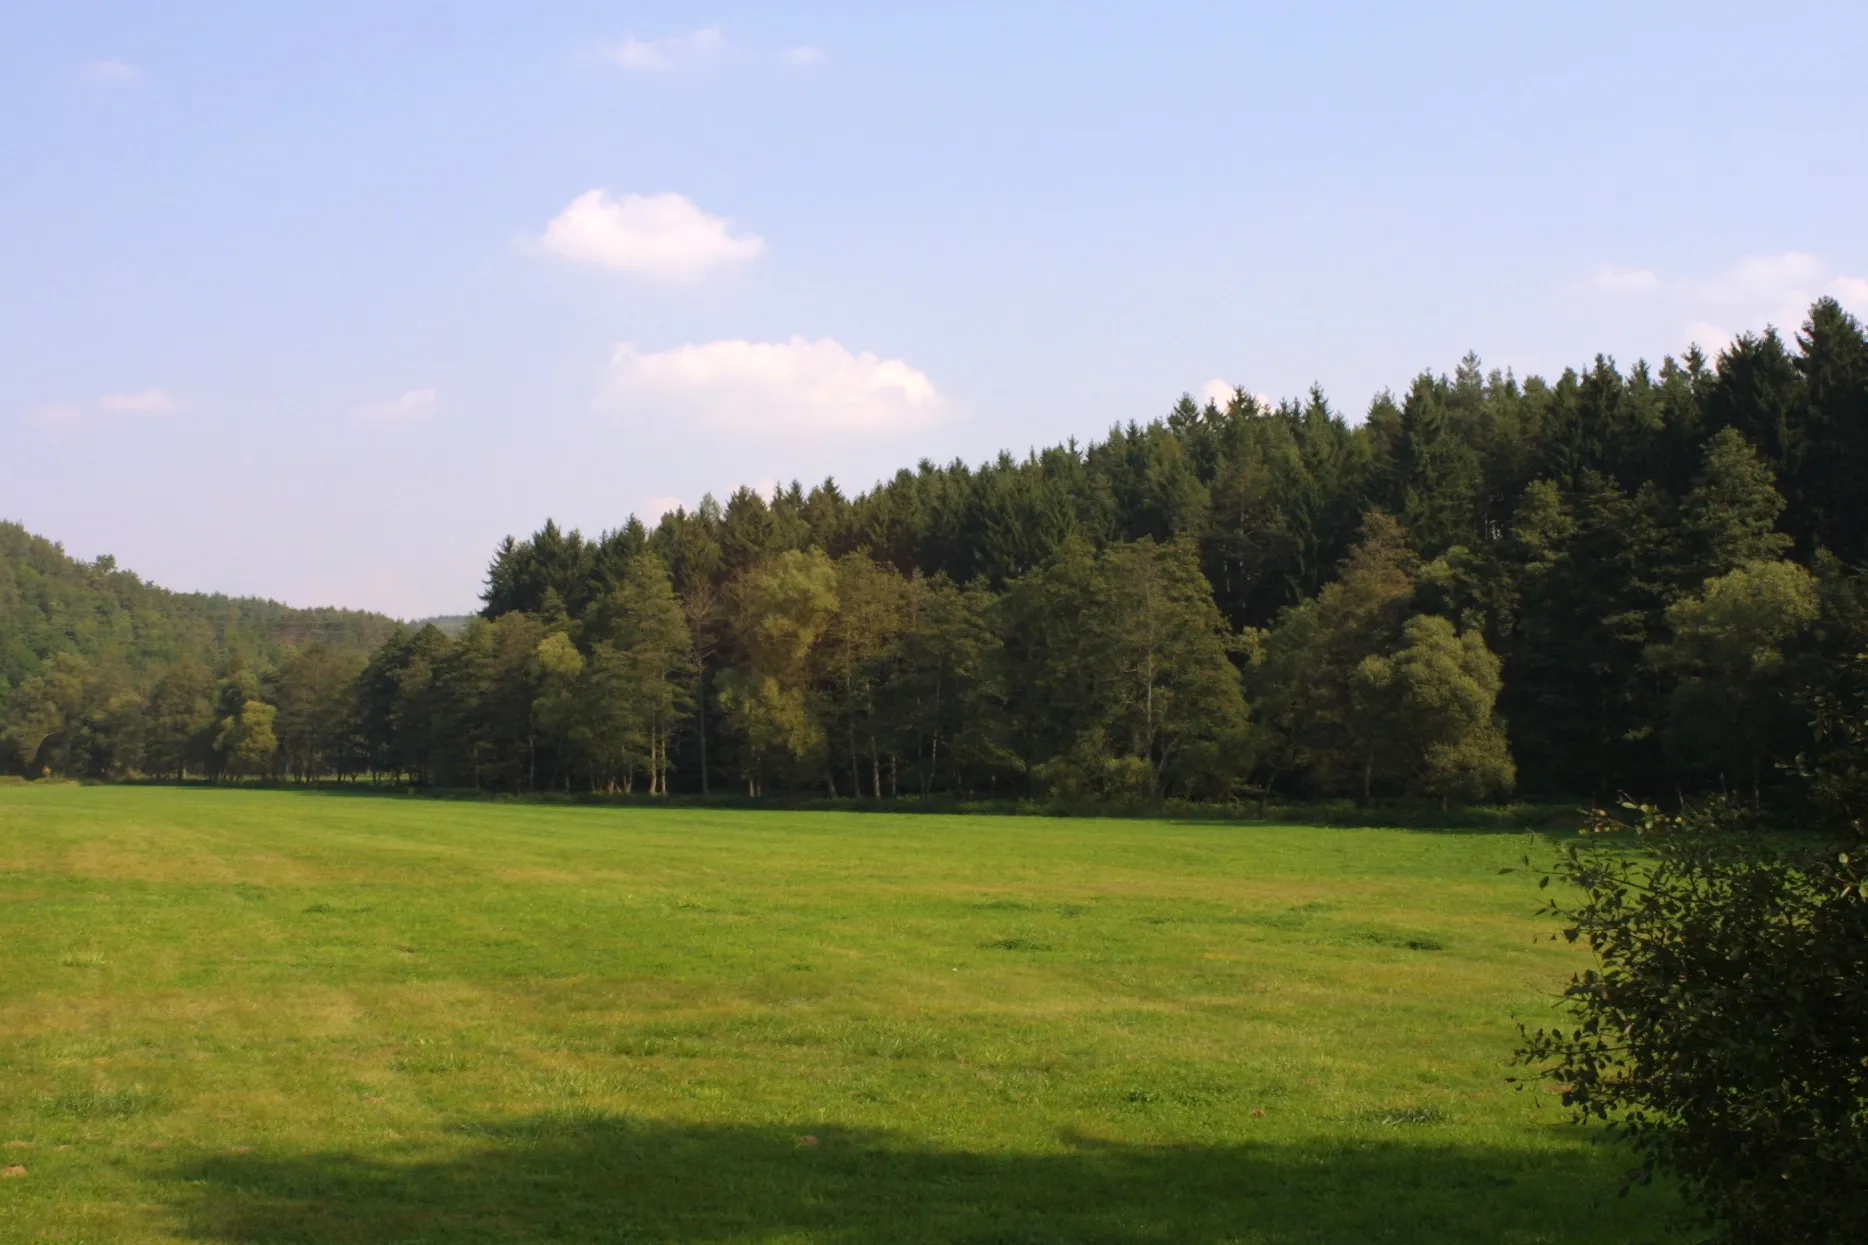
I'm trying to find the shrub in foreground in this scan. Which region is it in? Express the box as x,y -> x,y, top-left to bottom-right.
1519,802 -> 1868,1243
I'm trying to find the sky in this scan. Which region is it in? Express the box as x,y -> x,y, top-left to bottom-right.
4,1 -> 1866,619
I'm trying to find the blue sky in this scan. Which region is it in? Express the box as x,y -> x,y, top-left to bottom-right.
5,1 -> 1865,617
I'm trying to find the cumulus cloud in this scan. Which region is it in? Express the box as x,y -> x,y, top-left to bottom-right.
1584,252 -> 1868,353
360,388 -> 439,420
607,26 -> 726,71
607,337 -> 946,435
602,26 -> 824,72
639,495 -> 687,521
1589,266 -> 1659,294
1685,252 -> 1868,349
537,190 -> 764,281
99,388 -> 185,415
1828,276 -> 1868,316
80,60 -> 140,85
1684,320 -> 1735,355
1200,378 -> 1271,411
1695,252 -> 1827,306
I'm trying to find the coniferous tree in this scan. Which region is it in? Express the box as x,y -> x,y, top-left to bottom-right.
1793,299 -> 1868,563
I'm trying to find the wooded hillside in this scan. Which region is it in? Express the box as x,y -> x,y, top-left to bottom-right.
0,522 -> 397,777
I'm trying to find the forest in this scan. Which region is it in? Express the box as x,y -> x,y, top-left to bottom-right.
6,297 -> 1867,807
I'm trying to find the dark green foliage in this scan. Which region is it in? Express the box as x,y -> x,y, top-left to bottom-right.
1519,800 -> 1868,1243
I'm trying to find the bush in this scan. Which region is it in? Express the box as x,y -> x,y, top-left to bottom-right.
1518,802 -> 1868,1243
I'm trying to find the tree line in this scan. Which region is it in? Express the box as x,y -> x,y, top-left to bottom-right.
7,298 -> 1867,805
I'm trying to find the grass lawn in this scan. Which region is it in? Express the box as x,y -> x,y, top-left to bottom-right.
0,785 -> 1676,1243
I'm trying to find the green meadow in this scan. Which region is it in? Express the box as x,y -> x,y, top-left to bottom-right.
0,786 -> 1675,1243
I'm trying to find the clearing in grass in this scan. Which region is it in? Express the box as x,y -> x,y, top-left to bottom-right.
0,786 -> 1675,1243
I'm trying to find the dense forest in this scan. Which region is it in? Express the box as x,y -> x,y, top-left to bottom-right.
7,298 -> 1867,806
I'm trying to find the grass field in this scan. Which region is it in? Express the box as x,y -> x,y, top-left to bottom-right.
0,786 -> 1677,1243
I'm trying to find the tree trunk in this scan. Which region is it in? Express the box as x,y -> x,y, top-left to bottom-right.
697,679 -> 710,796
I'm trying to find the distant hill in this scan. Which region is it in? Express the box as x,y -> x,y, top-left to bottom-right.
0,520 -> 400,690
412,614 -> 474,637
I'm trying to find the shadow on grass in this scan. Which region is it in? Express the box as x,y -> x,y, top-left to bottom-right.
122,778 -> 1586,835
168,1114 -> 1675,1244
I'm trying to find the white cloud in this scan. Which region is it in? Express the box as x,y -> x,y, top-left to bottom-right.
1589,266 -> 1659,294
601,26 -> 824,72
1685,320 -> 1736,356
1200,378 -> 1270,411
99,388 -> 184,415
606,26 -> 726,71
28,389 -> 184,426
360,388 -> 439,420
1686,252 -> 1868,348
1695,252 -> 1827,307
639,495 -> 687,521
1833,277 -> 1868,317
80,60 -> 140,85
536,190 -> 764,281
1584,252 -> 1868,352
606,337 -> 946,435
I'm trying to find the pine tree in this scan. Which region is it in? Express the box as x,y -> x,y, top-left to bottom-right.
1679,427 -> 1792,586
1793,298 -> 1868,562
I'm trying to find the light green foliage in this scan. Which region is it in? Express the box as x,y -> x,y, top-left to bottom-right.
213,698 -> 278,778
817,553 -> 908,798
272,644 -> 364,781
1354,616 -> 1515,803
2,651 -> 89,774
528,631 -> 586,790
717,549 -> 840,792
0,786 -> 1676,1242
1654,559 -> 1821,799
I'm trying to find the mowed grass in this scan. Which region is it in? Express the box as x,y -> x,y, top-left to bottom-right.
0,786 -> 1676,1243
